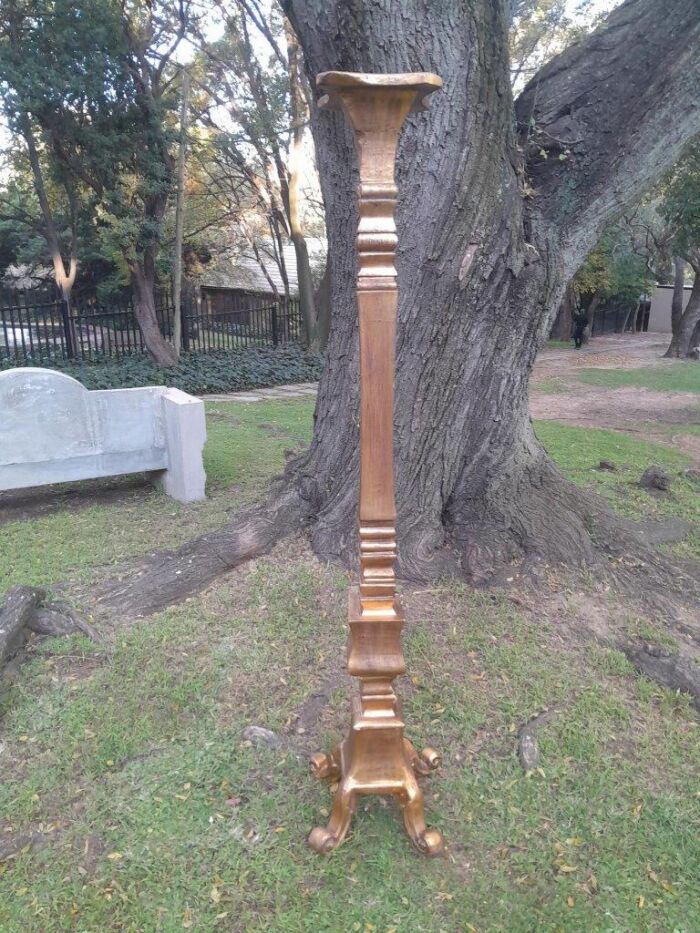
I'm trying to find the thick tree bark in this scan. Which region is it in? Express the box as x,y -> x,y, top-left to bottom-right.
624,643 -> 700,707
280,0 -> 700,579
95,487 -> 303,617
130,249 -> 178,368
550,285 -> 575,341
666,261 -> 700,358
311,257 -> 331,351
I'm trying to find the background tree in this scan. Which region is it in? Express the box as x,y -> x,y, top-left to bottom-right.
0,0 -> 191,366
569,217 -> 656,336
0,0 -> 116,310
194,0 -> 323,347
509,0 -> 610,89
658,144 -> 700,358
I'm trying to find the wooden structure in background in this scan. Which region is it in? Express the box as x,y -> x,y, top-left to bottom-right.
308,71 -> 445,855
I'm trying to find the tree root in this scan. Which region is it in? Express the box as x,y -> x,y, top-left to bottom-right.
463,462 -> 700,614
0,586 -> 100,676
623,642 -> 700,707
93,488 -> 304,620
517,705 -> 563,772
83,456 -> 700,638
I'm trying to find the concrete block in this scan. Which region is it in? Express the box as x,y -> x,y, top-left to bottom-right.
0,368 -> 206,503
154,388 -> 207,502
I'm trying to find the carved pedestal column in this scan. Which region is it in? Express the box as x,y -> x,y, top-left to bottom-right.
309,71 -> 444,856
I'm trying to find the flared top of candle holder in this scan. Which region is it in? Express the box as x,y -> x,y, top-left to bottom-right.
317,71 -> 442,112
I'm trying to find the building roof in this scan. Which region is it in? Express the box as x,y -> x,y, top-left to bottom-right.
200,239 -> 326,296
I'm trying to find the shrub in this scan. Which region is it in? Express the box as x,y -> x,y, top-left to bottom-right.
0,347 -> 324,395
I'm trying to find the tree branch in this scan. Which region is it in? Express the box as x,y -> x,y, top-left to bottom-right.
516,0 -> 700,274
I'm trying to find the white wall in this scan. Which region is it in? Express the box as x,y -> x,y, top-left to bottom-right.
648,285 -> 692,334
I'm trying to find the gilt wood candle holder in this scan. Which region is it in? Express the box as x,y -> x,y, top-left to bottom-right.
309,71 -> 444,856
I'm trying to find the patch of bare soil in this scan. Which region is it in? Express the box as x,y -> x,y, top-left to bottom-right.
533,333 -> 673,377
0,475 -> 156,525
532,335 -> 700,463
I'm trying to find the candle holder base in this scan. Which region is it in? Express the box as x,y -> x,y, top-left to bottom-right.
308,711 -> 444,855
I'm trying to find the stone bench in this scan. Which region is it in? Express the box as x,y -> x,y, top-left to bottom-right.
0,368 -> 206,503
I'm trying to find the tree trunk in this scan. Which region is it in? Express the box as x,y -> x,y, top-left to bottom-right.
130,253 -> 178,368
620,299 -> 640,334
664,257 -> 687,357
172,69 -> 190,362
690,315 -> 700,356
668,265 -> 700,358
550,285 -> 575,341
585,291 -> 602,339
286,23 -> 316,349
280,0 -> 700,579
20,114 -> 79,354
311,257 -> 331,351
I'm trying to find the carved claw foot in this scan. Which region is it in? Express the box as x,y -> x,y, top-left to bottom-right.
310,749 -> 341,781
404,739 -> 442,776
308,784 -> 356,854
308,825 -> 343,853
411,827 -> 445,856
417,746 -> 441,773
400,774 -> 445,856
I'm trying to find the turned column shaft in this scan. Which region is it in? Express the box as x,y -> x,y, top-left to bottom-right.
308,71 -> 444,856
354,93 -> 417,618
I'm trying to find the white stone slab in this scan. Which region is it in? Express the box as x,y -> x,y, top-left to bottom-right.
0,368 -> 206,503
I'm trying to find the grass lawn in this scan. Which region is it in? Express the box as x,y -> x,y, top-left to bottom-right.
534,422 -> 700,561
0,400 -> 315,593
577,363 -> 700,394
1,399 -> 699,932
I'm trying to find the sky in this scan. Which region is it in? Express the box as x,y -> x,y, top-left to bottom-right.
566,0 -> 620,17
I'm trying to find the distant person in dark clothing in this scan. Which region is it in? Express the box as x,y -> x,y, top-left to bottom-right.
572,310 -> 588,349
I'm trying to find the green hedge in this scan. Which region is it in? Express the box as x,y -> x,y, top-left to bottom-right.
0,347 -> 323,395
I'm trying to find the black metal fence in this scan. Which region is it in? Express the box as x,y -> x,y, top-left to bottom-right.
0,287 -> 302,363
590,297 -> 650,336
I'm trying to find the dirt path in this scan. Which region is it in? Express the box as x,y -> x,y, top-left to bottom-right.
530,334 -> 700,463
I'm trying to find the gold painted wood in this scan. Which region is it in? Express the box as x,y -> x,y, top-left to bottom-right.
309,71 -> 444,856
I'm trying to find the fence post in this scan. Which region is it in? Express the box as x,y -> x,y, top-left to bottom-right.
271,300 -> 279,346
60,297 -> 75,359
181,290 -> 190,352
181,298 -> 190,352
